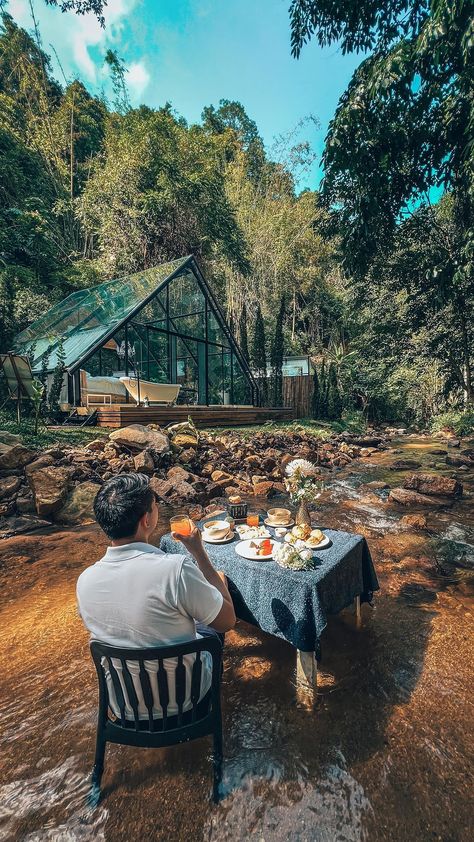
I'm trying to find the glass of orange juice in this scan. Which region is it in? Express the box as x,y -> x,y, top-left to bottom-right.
246,512 -> 259,527
170,515 -> 192,537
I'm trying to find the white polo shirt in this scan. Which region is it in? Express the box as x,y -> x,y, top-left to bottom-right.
76,542 -> 223,719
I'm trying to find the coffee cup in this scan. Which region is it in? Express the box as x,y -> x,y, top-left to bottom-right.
267,507 -> 292,525
203,520 -> 230,540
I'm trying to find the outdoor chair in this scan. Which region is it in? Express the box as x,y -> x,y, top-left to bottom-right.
89,636 -> 224,805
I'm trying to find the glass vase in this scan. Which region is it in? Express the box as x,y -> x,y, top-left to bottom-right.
295,501 -> 311,527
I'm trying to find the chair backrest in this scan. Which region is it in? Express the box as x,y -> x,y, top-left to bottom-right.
90,637 -> 222,734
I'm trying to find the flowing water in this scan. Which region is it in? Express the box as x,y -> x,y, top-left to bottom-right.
0,437 -> 473,841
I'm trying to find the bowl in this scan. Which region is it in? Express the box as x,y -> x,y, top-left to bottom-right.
203,520 -> 230,540
267,507 -> 292,525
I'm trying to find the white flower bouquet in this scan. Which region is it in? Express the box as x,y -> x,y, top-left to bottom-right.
274,540 -> 314,571
284,458 -> 322,506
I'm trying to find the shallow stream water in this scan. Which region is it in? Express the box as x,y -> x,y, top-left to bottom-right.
0,437 -> 473,841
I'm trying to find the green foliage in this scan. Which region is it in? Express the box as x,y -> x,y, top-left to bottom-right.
47,336 -> 66,416
238,303 -> 250,363
270,295 -> 286,405
311,368 -> 320,419
30,378 -> 45,435
0,407 -> 108,447
251,304 -> 268,405
430,411 -> 474,437
327,363 -> 342,420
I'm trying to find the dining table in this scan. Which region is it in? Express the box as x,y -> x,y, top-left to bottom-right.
160,516 -> 379,699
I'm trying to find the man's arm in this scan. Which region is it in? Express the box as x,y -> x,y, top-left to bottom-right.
172,525 -> 236,632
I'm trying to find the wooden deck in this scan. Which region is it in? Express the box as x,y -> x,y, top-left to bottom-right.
94,404 -> 294,428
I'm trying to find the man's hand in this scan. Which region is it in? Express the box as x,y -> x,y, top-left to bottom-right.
171,522 -> 205,558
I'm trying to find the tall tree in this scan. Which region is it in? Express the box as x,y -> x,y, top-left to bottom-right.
327,363 -> 342,420
270,295 -> 286,405
251,304 -> 268,405
239,302 -> 250,363
311,366 -> 321,420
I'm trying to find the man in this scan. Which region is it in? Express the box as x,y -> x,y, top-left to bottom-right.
77,472 -> 235,719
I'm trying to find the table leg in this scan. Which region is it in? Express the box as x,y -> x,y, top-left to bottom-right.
296,649 -> 318,705
355,594 -> 361,625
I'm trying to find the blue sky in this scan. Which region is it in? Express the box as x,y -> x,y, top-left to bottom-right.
8,0 -> 363,190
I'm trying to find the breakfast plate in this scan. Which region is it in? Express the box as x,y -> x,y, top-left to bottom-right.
263,518 -> 295,528
284,532 -> 331,550
235,524 -> 271,540
202,531 -> 236,544
235,538 -> 276,560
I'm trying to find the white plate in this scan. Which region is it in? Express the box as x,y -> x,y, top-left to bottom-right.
202,530 -> 236,544
235,525 -> 271,539
264,518 -> 295,528
284,532 -> 331,550
235,538 -> 276,561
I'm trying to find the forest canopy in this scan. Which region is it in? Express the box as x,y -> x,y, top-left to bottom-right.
0,6 -> 472,424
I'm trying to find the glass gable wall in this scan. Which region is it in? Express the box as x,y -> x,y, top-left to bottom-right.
14,256 -> 256,406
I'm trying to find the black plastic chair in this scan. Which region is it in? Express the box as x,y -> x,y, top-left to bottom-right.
89,636 -> 223,804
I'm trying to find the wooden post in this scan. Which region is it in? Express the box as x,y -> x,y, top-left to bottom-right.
355,595 -> 361,626
296,649 -> 317,705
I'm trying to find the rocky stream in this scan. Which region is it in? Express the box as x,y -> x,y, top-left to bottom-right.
0,424 -> 473,841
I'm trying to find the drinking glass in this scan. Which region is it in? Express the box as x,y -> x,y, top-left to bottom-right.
170,515 -> 192,537
246,513 -> 259,528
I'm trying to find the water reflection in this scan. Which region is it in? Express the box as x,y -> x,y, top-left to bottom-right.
0,438 -> 472,841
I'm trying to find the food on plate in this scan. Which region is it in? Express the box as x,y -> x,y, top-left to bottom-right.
236,524 -> 270,540
257,538 -> 272,556
292,523 -> 312,541
306,529 -> 325,547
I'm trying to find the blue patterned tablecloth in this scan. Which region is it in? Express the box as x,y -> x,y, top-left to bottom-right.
160,524 -> 379,653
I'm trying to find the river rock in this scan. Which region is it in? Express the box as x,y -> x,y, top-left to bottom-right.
400,514 -> 428,529
446,454 -> 473,468
365,480 -> 390,490
0,443 -> 36,470
16,495 -> 35,514
389,459 -> 422,471
84,439 -> 106,452
28,466 -> 74,515
0,514 -> 52,538
253,481 -> 275,497
389,487 -> 452,507
0,431 -> 21,446
447,439 -> 461,448
25,455 -> 55,477
54,481 -> 99,525
167,465 -> 192,482
133,450 -> 155,473
0,475 -> 22,501
149,475 -> 197,502
179,448 -> 197,463
403,473 -> 463,498
109,424 -> 170,454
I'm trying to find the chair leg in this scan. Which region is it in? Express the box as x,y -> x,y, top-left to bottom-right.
212,727 -> 223,804
88,732 -> 106,807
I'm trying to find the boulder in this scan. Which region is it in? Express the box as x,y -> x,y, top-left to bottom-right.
389,487 -> 452,507
149,475 -> 197,502
54,481 -> 99,525
0,515 -> 52,537
28,466 -> 74,515
133,450 -> 155,473
253,481 -> 275,497
446,454 -> 473,468
403,473 -> 463,498
179,448 -> 197,464
109,424 -> 170,454
167,465 -> 191,482
0,475 -> 22,501
25,455 -> 55,477
0,443 -> 36,471
0,431 -> 21,446
84,439 -> 106,452
389,459 -> 422,471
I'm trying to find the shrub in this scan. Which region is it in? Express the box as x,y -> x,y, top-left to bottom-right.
430,410 -> 474,437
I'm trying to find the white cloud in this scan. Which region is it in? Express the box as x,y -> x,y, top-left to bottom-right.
8,0 -> 145,99
127,61 -> 151,99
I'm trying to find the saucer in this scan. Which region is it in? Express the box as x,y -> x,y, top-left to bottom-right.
202,530 -> 235,544
264,518 -> 295,528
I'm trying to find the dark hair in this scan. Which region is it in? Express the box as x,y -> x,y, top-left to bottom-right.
93,473 -> 156,540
